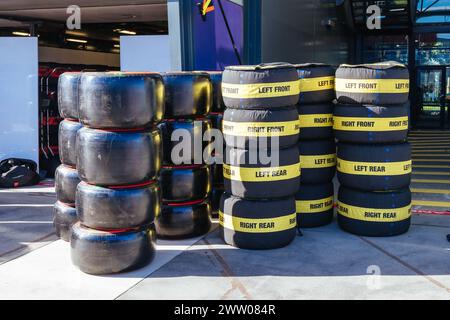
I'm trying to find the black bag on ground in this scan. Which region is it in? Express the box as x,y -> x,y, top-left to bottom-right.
0,158 -> 40,188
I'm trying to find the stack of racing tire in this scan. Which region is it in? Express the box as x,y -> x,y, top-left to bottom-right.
156,72 -> 212,239
220,63 -> 301,249
334,61 -> 412,236
71,72 -> 164,274
206,71 -> 226,214
53,72 -> 82,241
294,64 -> 336,228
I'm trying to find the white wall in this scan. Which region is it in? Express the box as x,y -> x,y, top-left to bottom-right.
0,37 -> 39,166
120,35 -> 172,72
39,46 -> 120,67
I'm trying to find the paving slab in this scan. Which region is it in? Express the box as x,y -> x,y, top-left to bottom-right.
0,236 -> 208,300
0,183 -> 57,264
119,216 -> 450,300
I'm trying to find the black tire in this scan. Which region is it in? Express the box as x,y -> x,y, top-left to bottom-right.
159,165 -> 211,203
40,155 -> 61,178
333,103 -> 409,143
297,103 -> 334,140
337,186 -> 411,236
224,146 -> 300,199
162,72 -> 212,118
79,72 -> 164,129
211,163 -> 224,187
53,201 -> 78,242
58,72 -> 81,120
299,139 -> 336,184
58,119 -> 82,167
77,127 -> 162,186
295,183 -> 334,228
207,112 -> 223,130
55,165 -> 80,205
337,142 -> 411,191
207,71 -> 225,112
76,181 -> 160,229
222,63 -> 299,109
223,106 -> 299,149
156,199 -> 212,239
335,62 -> 410,105
220,193 -> 296,249
211,187 -> 224,212
71,223 -> 156,275
158,118 -> 212,166
294,63 -> 335,104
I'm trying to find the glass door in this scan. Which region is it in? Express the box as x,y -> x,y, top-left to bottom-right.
447,67 -> 450,126
415,67 -> 447,129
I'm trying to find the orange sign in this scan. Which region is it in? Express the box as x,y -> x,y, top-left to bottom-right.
202,0 -> 215,15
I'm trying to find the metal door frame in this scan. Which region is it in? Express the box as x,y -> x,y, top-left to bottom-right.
414,65 -> 447,129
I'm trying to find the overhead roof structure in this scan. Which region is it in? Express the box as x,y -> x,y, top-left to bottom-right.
0,0 -> 167,26
0,1 -> 168,53
416,0 -> 450,24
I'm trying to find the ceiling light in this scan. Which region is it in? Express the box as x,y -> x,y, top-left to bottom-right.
114,29 -> 136,35
66,38 -> 87,43
65,30 -> 88,37
114,44 -> 120,48
12,31 -> 30,36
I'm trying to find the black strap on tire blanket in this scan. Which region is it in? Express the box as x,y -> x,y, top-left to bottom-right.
222,63 -> 299,109
298,139 -> 336,184
219,193 -> 296,249
337,142 -> 411,191
297,103 -> 334,140
333,103 -> 409,143
223,146 -> 300,199
335,61 -> 409,105
337,186 -> 411,236
295,183 -> 334,228
294,63 -> 335,104
223,106 -> 299,149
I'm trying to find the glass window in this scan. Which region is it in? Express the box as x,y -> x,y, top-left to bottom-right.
362,35 -> 408,64
447,67 -> 450,98
416,33 -> 450,65
416,15 -> 450,24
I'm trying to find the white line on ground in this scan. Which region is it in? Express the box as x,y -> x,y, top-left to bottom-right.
0,204 -> 54,207
0,187 -> 55,193
0,221 -> 53,224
